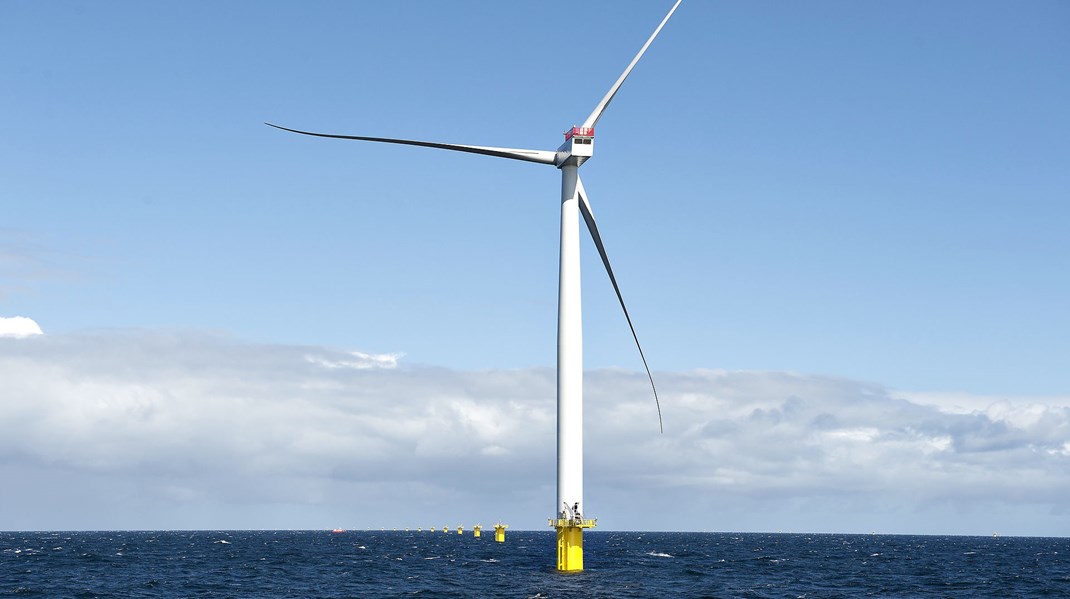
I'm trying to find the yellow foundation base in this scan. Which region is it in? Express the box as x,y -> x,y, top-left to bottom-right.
557,526 -> 584,571
550,518 -> 596,571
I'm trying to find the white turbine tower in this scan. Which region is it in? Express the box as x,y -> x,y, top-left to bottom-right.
269,0 -> 682,572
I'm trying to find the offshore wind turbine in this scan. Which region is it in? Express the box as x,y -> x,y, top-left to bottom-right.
268,0 -> 682,571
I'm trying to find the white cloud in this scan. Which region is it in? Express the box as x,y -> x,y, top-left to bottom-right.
304,350 -> 402,370
0,330 -> 1067,535
0,315 -> 43,338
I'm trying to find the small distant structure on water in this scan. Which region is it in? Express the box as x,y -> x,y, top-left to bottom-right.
359,522 -> 507,541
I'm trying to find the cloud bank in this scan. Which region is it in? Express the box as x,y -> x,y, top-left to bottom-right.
1,329 -> 1067,535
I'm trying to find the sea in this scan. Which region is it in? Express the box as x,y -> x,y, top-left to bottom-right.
3,530 -> 1068,597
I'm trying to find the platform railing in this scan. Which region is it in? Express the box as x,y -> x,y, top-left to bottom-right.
548,518 -> 597,528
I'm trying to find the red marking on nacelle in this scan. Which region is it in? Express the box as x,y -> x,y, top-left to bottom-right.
564,126 -> 595,140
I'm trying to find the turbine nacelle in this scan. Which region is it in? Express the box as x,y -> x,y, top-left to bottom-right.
555,126 -> 595,168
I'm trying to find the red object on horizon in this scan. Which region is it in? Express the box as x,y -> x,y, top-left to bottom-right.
564,126 -> 595,140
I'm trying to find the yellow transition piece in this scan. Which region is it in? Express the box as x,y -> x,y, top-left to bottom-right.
550,518 -> 596,572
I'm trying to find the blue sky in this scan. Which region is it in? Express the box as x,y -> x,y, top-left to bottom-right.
2,1 -> 1069,534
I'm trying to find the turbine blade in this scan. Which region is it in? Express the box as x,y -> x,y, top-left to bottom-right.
581,0 -> 683,130
265,123 -> 557,165
575,177 -> 663,433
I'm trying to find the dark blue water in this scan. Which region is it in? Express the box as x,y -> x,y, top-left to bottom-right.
3,530 -> 1068,597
